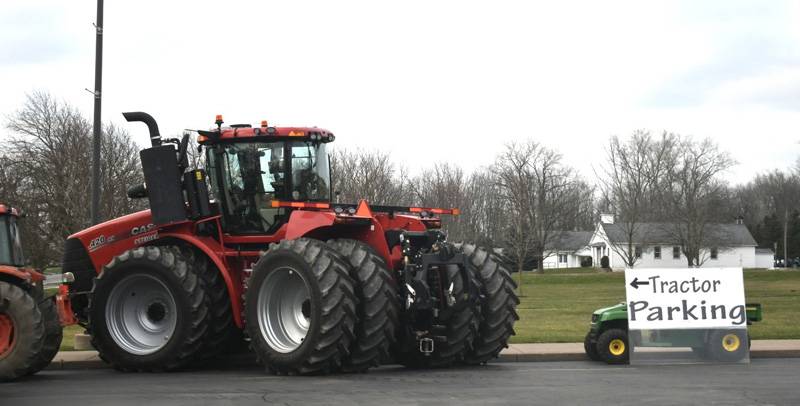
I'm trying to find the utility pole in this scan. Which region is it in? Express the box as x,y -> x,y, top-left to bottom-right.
90,0 -> 104,225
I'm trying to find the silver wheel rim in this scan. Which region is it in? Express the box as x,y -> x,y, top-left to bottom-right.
105,273 -> 177,355
257,267 -> 312,353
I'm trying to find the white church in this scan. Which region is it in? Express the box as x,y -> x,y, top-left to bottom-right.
545,214 -> 774,270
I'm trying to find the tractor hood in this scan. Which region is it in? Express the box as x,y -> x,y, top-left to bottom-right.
67,210 -> 157,266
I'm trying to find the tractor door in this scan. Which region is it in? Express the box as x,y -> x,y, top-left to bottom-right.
206,140 -> 331,235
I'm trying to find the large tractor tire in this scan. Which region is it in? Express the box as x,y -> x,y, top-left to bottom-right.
460,244 -> 519,365
597,328 -> 629,364
401,264 -> 479,368
26,296 -> 63,375
327,239 -> 399,372
175,246 -> 235,361
0,281 -> 45,381
707,329 -> 748,362
245,238 -> 357,375
88,246 -> 210,371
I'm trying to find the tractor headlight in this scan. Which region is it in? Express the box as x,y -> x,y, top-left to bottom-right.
591,314 -> 599,323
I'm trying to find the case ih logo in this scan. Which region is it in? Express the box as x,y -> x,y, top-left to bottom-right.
131,224 -> 155,236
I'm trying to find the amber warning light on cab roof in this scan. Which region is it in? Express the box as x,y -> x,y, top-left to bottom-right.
195,114 -> 335,144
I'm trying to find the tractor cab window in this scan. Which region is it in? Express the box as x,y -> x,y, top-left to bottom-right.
0,216 -> 24,266
207,140 -> 330,235
290,142 -> 330,202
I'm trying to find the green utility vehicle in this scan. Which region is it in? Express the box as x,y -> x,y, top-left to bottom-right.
584,302 -> 763,364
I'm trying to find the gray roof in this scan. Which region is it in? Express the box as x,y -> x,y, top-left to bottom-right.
546,231 -> 593,251
602,222 -> 757,247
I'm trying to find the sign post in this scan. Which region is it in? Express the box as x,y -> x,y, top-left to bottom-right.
624,268 -> 749,364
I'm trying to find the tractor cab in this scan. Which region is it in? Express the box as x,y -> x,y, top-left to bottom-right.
198,118 -> 334,234
0,205 -> 25,267
126,112 -> 335,235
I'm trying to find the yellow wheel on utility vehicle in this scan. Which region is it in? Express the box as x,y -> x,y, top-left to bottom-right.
609,339 -> 626,356
721,333 -> 740,352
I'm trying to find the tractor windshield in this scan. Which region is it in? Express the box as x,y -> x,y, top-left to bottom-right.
0,215 -> 24,266
208,141 -> 330,234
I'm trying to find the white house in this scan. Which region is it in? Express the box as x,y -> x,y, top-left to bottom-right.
542,231 -> 593,269
589,215 -> 761,270
755,248 -> 775,269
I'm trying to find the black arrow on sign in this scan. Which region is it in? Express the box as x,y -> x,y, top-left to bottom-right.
629,277 -> 650,289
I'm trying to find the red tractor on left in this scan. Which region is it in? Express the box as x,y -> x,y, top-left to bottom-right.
0,204 -> 75,381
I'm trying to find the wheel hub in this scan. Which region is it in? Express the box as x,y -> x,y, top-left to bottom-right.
257,267 -> 312,353
0,313 -> 15,359
146,302 -> 167,323
722,333 -> 740,352
609,339 -> 625,356
105,274 -> 178,355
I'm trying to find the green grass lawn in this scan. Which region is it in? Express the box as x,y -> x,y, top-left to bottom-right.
56,269 -> 800,350
510,269 -> 800,343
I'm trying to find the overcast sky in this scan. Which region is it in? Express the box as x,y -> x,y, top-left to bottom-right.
1,1 -> 798,184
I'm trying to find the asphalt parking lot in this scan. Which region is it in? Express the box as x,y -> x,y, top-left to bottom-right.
2,358 -> 799,405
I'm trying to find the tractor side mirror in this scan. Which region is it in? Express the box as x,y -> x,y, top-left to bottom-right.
127,184 -> 148,199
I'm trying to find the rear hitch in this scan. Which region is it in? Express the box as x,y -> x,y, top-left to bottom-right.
419,337 -> 434,355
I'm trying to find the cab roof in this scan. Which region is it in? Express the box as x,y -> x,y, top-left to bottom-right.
197,124 -> 334,145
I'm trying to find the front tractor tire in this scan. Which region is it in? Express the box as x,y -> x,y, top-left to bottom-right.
88,246 -> 210,371
0,281 -> 45,381
327,239 -> 399,373
245,238 -> 357,375
460,244 -> 520,365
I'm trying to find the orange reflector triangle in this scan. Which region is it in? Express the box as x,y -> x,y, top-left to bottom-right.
355,199 -> 373,217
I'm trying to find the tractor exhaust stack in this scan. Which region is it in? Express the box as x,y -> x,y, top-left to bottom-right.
122,111 -> 162,147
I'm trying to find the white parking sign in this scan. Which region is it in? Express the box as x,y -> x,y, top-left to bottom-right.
624,268 -> 746,330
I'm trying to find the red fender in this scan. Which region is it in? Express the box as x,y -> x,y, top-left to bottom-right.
158,232 -> 244,328
284,210 -> 337,240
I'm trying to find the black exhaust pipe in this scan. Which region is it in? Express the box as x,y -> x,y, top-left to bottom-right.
122,111 -> 161,147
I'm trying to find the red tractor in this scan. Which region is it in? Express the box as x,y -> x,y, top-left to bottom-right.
0,204 -> 74,381
61,112 -> 519,375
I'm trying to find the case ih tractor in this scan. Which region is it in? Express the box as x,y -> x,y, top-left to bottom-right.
0,204 -> 73,381
61,112 -> 519,375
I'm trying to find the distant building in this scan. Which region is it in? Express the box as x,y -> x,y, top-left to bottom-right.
755,248 -> 775,269
542,231 -> 593,269
588,214 -> 762,270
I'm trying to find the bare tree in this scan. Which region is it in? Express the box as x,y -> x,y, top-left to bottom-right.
329,148 -> 411,205
659,137 -> 735,266
461,169 -> 509,247
596,130 -> 677,267
410,163 -> 471,242
494,140 -> 587,272
2,91 -> 144,267
755,170 -> 800,264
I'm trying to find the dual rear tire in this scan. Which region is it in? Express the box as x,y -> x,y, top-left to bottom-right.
245,240 -> 517,373
244,238 -> 358,375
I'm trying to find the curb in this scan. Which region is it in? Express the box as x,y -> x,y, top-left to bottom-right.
47,340 -> 800,370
